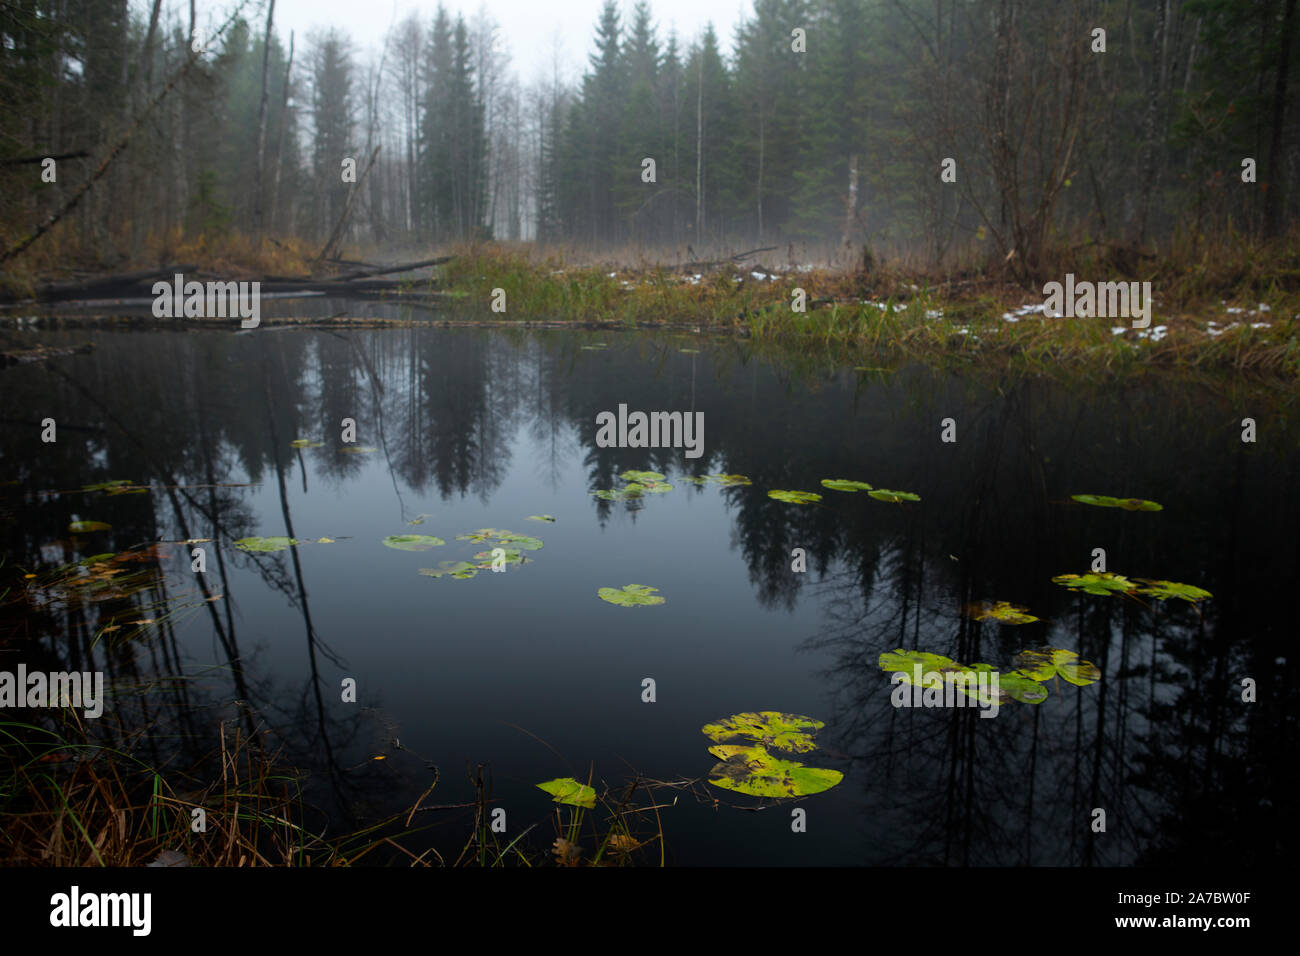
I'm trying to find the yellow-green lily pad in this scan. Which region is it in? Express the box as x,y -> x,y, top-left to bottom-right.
965,600 -> 1039,624
768,489 -> 822,504
706,745 -> 843,798
1052,572 -> 1135,596
598,584 -> 664,607
1013,647 -> 1102,686
1071,494 -> 1163,512
382,534 -> 446,551
537,777 -> 597,808
701,712 -> 825,754
868,488 -> 920,503
1133,579 -> 1212,603
820,479 -> 873,492
68,520 -> 112,533
234,536 -> 298,553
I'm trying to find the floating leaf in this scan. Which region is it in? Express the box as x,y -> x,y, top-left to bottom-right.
965,600 -> 1039,624
234,536 -> 298,553
936,663 -> 1004,706
527,514 -> 556,522
1052,572 -> 1135,596
999,670 -> 1052,703
536,777 -> 597,809
597,583 -> 665,607
456,528 -> 507,543
290,439 -> 323,449
407,513 -> 430,526
701,712 -> 825,754
317,537 -> 335,544
620,470 -> 666,483
820,478 -> 873,492
473,548 -> 523,567
1133,579 -> 1212,603
877,649 -> 955,677
68,520 -> 111,533
706,745 -> 843,798
418,561 -> 478,580
1071,494 -> 1163,512
1014,648 -> 1102,686
868,489 -> 920,503
579,344 -> 607,350
382,534 -> 446,551
679,348 -> 701,354
496,531 -> 543,551
338,445 -> 378,454
684,473 -> 752,487
592,487 -> 643,502
938,663 -> 1049,705
768,489 -> 822,504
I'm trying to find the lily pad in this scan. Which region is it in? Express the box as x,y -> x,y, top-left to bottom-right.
1133,579 -> 1212,603
234,536 -> 298,553
496,531 -> 543,551
407,513 -> 431,526
536,777 -> 597,809
418,561 -> 479,580
597,583 -> 665,607
939,663 -> 1049,705
868,488 -> 921,503
965,600 -> 1040,624
705,745 -> 843,798
619,470 -> 666,483
877,649 -> 955,677
999,670 -> 1052,703
290,439 -> 324,449
1071,494 -> 1163,512
701,712 -> 825,754
1052,572 -> 1135,596
381,534 -> 446,551
474,548 -> 524,567
68,520 -> 112,533
526,515 -> 556,522
1013,647 -> 1102,686
768,489 -> 822,504
684,473 -> 752,487
592,487 -> 644,502
820,479 -> 873,492
456,528 -> 508,543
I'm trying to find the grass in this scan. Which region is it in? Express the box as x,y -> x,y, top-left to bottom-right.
3,224 -> 1297,382
0,712 -> 677,867
428,241 -> 1299,382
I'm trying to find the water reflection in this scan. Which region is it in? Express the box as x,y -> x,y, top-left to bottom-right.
0,324 -> 1294,865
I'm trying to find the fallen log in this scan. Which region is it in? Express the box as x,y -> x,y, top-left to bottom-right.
22,264 -> 200,302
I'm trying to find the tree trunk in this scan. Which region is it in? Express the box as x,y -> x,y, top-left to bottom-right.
1265,0 -> 1296,236
253,0 -> 276,237
270,31 -> 294,235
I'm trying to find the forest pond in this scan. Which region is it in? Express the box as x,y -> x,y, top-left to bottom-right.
1,315 -> 1294,866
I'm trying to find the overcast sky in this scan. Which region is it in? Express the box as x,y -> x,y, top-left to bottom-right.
186,1 -> 751,87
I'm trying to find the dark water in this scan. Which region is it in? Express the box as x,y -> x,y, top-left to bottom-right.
1,321 -> 1296,866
